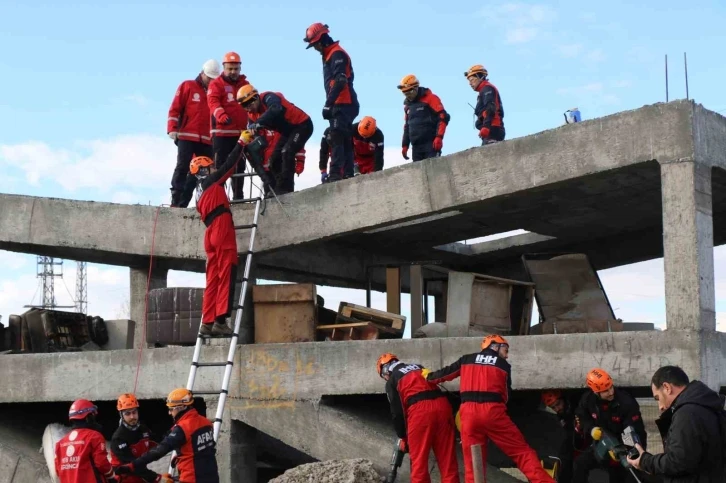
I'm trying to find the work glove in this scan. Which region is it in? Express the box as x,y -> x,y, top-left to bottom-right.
114,463 -> 134,475
433,136 -> 443,152
322,105 -> 332,120
321,170 -> 329,183
420,368 -> 431,379
217,113 -> 231,125
168,132 -> 178,141
295,161 -> 305,176
402,146 -> 409,160
398,438 -> 408,453
478,127 -> 490,139
248,122 -> 260,133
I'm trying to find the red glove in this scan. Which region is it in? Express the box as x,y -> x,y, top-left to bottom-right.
398,438 -> 408,453
402,146 -> 409,160
217,112 -> 231,125
295,161 -> 304,175
479,127 -> 490,139
433,136 -> 443,152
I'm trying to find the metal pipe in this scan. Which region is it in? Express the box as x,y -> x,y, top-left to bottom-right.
471,445 -> 485,483
684,52 -> 689,100
665,54 -> 669,102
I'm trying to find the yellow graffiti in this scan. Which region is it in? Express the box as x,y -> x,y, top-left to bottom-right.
241,349 -> 319,410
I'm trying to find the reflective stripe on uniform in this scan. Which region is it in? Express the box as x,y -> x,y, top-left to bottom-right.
211,129 -> 241,135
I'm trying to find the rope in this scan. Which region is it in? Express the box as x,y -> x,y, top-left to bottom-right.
133,205 -> 162,394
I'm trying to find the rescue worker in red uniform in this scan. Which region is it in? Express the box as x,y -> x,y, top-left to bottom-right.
207,52 -> 249,200
398,75 -> 450,162
541,390 -> 590,483
236,85 -> 313,195
115,389 -> 219,483
167,59 -> 220,208
378,353 -> 460,483
304,23 -> 359,181
110,394 -> 169,483
188,135 -> 248,336
239,128 -> 283,196
424,335 -> 555,483
320,116 -> 384,179
54,399 -> 116,483
573,368 -> 647,483
464,65 -> 505,145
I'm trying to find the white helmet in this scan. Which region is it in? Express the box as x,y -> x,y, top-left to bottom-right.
202,59 -> 221,79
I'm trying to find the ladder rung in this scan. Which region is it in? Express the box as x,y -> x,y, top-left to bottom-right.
231,172 -> 259,178
214,418 -> 223,423
192,362 -> 233,367
234,223 -> 257,230
193,389 -> 229,396
198,332 -> 238,339
230,197 -> 261,204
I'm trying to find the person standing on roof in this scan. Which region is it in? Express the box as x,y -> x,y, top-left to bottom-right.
304,23 -> 359,182
319,116 -> 384,180
115,389 -> 219,483
424,335 -> 555,483
55,399 -> 116,483
377,353 -> 460,483
398,75 -> 450,162
187,132 -> 249,337
167,60 -> 220,208
110,394 -> 169,483
464,65 -> 505,145
236,85 -> 313,195
573,368 -> 647,483
207,52 -> 249,200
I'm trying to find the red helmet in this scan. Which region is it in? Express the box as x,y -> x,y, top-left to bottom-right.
304,23 -> 330,49
541,390 -> 562,407
69,399 -> 98,420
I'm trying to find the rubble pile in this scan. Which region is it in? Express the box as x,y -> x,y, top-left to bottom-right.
270,459 -> 383,483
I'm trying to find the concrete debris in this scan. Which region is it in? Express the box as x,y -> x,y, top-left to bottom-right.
270,459 -> 383,483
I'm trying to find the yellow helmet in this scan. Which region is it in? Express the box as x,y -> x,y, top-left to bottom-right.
397,74 -> 419,92
464,64 -> 488,79
236,85 -> 259,105
166,388 -> 194,408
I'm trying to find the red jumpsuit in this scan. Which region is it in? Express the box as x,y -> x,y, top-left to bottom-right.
195,142 -> 244,325
427,349 -> 554,483
386,361 -> 460,483
55,426 -> 115,483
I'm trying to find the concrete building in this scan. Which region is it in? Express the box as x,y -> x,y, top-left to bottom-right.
0,100 -> 724,481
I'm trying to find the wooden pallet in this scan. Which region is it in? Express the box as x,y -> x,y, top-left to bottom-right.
317,322 -> 401,341
336,302 -> 406,331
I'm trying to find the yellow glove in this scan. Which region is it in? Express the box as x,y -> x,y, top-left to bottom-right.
420,368 -> 431,379
591,427 -> 603,441
239,129 -> 255,145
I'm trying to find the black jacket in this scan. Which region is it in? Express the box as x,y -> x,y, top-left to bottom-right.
575,388 -> 648,449
640,381 -> 726,483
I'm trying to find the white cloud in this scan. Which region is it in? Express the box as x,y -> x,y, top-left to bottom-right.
585,49 -> 606,64
507,27 -> 538,44
558,43 -> 584,58
123,94 -> 150,107
479,3 -> 557,44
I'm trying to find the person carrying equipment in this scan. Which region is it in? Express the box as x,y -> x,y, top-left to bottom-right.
424,335 -> 555,483
110,394 -> 169,483
377,353 -> 460,483
188,133 -> 249,337
54,399 -> 116,483
398,75 -> 450,161
238,128 -> 282,197
207,52 -> 249,200
167,59 -> 220,208
237,85 -> 313,195
115,389 -> 219,483
464,65 -> 505,145
304,22 -> 359,181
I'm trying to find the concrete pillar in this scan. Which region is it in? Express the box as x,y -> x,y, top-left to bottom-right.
129,265 -> 168,349
447,271 -> 474,337
661,161 -> 716,331
230,420 -> 258,482
410,265 -> 423,333
431,281 -> 448,322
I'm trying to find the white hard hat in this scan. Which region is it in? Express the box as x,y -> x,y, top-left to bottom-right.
202,59 -> 221,79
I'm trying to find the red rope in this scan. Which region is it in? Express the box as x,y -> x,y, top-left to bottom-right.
133,205 -> 162,394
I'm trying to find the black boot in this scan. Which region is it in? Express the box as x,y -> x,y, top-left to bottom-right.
170,189 -> 182,207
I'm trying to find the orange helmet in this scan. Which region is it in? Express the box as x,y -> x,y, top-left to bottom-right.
586,368 -> 613,393
189,155 -> 214,176
166,388 -> 194,408
481,334 -> 509,350
223,51 -> 241,64
358,116 -> 377,138
376,353 -> 398,378
117,393 -> 139,411
304,23 -> 330,48
237,85 -> 259,105
464,64 -> 488,79
541,390 -> 562,407
397,74 -> 419,92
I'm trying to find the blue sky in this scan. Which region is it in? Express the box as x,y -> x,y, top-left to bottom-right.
1,0 -> 726,331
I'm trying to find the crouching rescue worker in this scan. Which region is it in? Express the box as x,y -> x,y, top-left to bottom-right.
111,393 -> 168,483
236,85 -> 313,195
189,133 -> 249,337
55,399 -> 116,483
464,65 -> 505,145
377,353 -> 460,483
304,22 -> 359,181
424,335 -> 555,483
115,389 -> 219,483
238,128 -> 282,196
398,75 -> 449,161
541,390 -> 589,483
319,116 -> 384,179
573,368 -> 647,483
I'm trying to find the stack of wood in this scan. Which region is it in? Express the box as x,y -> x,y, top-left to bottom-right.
316,302 -> 406,341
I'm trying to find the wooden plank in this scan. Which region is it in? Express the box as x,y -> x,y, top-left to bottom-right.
252,283 -> 317,304
469,280 -> 511,332
410,265 -> 424,334
386,267 -> 401,315
317,321 -> 385,341
317,322 -> 400,334
337,302 -> 406,330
